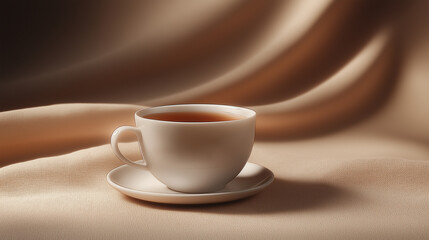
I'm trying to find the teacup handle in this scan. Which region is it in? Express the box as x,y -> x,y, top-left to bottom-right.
111,126 -> 148,169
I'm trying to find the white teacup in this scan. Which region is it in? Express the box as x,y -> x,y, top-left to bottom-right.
110,104 -> 255,193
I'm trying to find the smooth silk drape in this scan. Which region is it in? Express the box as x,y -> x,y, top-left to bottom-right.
1,0 -> 429,239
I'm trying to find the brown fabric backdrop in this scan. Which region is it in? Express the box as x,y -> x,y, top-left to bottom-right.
1,0 -> 429,239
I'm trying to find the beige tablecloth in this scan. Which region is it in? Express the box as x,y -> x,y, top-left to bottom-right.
1,1 -> 429,239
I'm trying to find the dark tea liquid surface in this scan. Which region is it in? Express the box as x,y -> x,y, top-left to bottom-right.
144,111 -> 242,122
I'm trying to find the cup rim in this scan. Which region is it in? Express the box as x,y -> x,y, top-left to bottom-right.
135,104 -> 256,124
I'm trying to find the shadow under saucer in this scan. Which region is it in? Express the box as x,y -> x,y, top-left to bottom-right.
122,177 -> 356,215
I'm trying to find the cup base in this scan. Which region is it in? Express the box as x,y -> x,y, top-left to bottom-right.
167,185 -> 226,194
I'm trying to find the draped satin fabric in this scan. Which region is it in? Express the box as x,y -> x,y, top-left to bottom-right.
1,0 -> 429,239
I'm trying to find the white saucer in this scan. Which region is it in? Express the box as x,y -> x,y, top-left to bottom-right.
107,162 -> 274,204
